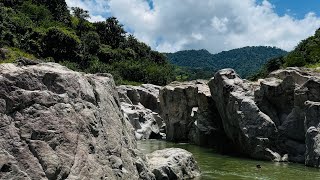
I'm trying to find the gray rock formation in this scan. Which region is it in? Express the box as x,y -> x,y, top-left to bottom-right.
118,84 -> 161,113
207,67 -> 320,165
305,101 -> 320,167
147,148 -> 200,180
159,80 -> 228,148
0,63 -> 156,179
121,102 -> 165,140
117,85 -> 165,140
209,69 -> 280,160
266,68 -> 320,164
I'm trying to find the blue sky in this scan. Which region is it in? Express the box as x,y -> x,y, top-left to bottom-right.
261,0 -> 319,19
146,0 -> 154,10
66,0 -> 320,53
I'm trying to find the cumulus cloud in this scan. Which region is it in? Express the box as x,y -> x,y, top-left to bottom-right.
66,0 -> 320,53
65,0 -> 110,22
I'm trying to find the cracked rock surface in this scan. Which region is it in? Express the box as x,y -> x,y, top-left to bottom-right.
147,148 -> 200,180
117,85 -> 165,140
0,63 -> 155,180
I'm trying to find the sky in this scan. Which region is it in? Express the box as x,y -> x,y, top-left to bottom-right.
65,0 -> 320,53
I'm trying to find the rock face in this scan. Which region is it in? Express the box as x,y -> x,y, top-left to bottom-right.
117,85 -> 165,140
0,63 -> 156,179
118,84 -> 161,113
207,67 -> 320,165
159,80 -> 230,149
147,148 -> 200,180
209,69 -> 279,160
120,102 -> 165,140
266,68 -> 320,164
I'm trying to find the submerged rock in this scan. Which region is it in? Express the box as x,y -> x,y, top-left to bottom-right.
0,63 -> 154,179
147,148 -> 201,180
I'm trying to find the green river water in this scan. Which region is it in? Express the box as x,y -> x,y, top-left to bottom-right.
138,140 -> 320,180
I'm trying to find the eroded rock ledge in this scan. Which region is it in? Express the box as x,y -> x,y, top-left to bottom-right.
0,63 -> 199,180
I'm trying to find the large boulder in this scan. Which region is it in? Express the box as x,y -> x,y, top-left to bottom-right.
147,148 -> 200,180
0,63 -> 155,179
159,80 -> 228,148
209,69 -> 280,160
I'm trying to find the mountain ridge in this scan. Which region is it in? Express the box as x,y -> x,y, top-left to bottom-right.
166,46 -> 288,78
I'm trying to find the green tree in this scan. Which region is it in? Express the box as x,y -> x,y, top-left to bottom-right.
32,0 -> 70,24
42,27 -> 80,61
82,31 -> 100,54
94,17 -> 126,48
71,7 -> 92,36
285,51 -> 306,67
2,0 -> 23,7
20,1 -> 53,24
71,7 -> 90,20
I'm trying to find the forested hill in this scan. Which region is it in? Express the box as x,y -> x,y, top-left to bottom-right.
0,0 -> 174,85
250,28 -> 320,80
166,46 -> 287,78
283,28 -> 320,67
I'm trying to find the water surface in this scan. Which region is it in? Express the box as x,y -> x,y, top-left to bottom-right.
138,140 -> 320,180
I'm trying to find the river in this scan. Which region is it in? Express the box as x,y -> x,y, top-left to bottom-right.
138,140 -> 320,180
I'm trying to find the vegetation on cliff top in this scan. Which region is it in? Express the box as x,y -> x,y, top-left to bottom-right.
250,28 -> 320,80
0,0 -> 174,85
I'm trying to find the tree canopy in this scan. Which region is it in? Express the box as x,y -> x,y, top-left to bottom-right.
0,0 -> 175,85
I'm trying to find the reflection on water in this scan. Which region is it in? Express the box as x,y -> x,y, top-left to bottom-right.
138,140 -> 320,180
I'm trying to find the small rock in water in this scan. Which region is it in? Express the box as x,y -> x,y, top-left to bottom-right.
147,148 -> 201,180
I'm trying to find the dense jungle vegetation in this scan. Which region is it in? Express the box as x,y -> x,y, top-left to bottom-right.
0,0 -> 174,85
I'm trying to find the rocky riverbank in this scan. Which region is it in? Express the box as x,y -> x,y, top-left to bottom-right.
120,67 -> 320,168
0,62 -> 200,179
2,61 -> 320,180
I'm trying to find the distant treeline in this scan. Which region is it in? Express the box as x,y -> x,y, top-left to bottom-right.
166,46 -> 287,79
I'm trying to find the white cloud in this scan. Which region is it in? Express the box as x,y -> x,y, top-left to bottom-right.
66,0 -> 320,53
89,15 -> 105,22
211,17 -> 229,33
65,0 -> 110,22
